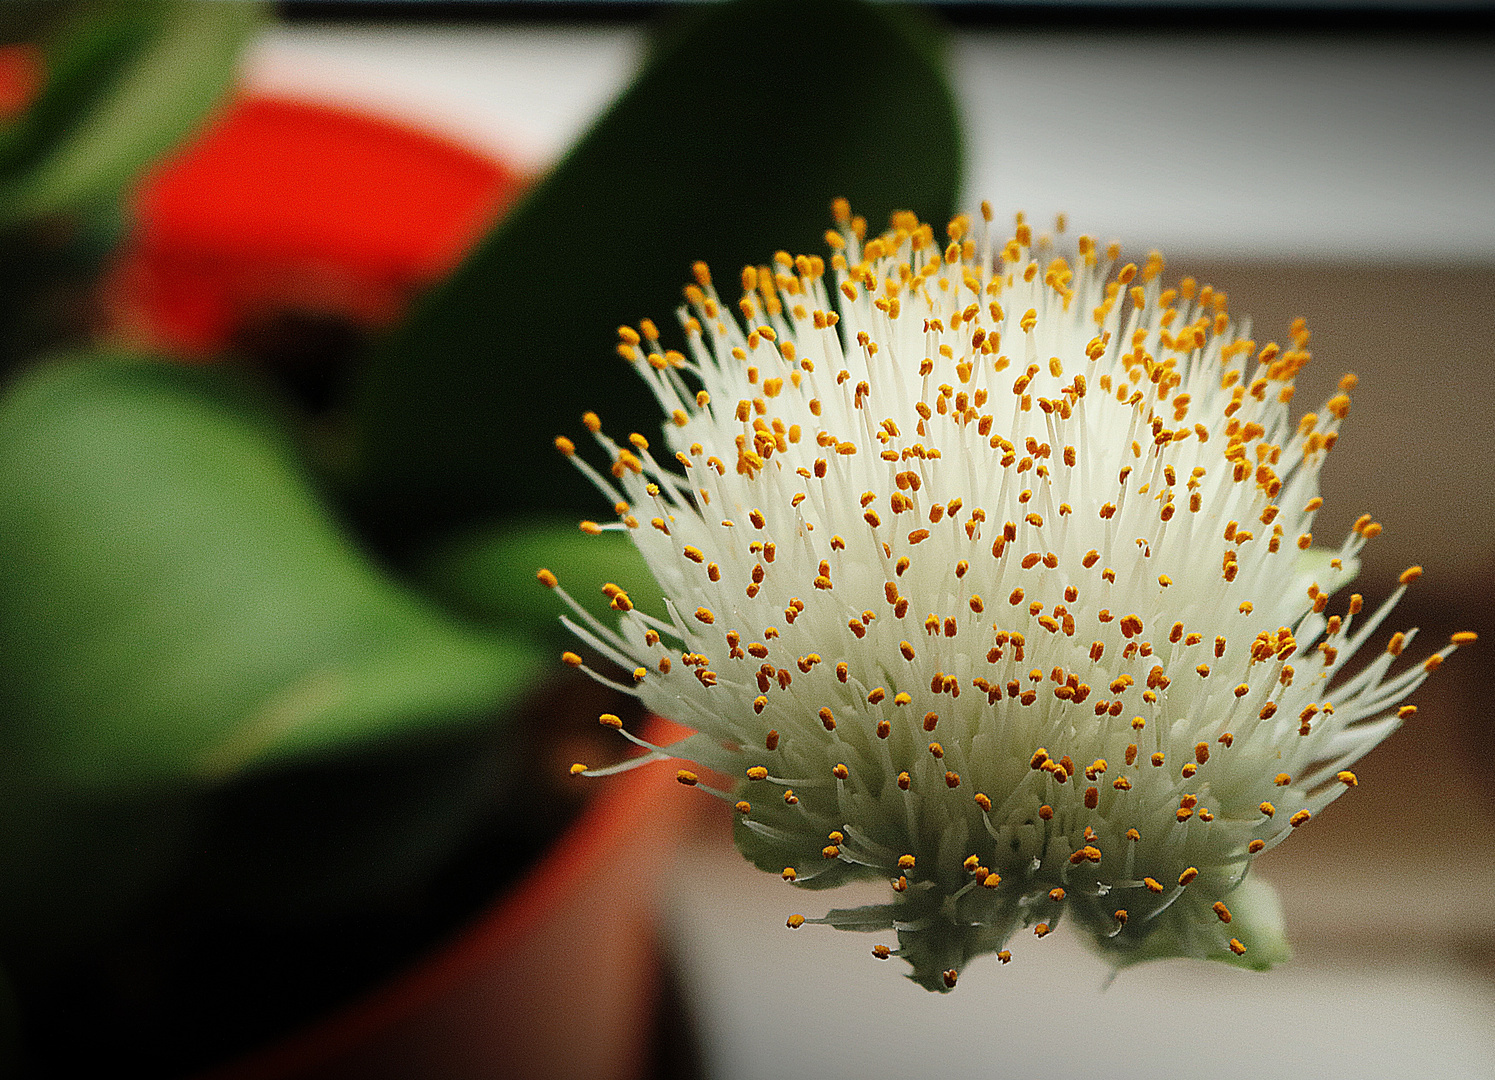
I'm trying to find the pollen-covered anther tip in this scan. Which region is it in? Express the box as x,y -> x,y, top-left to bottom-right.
1229,938 -> 1248,956
873,944 -> 892,960
787,914 -> 806,929
1337,770 -> 1358,787
942,969 -> 959,989
676,770 -> 699,786
569,763 -> 588,776
1399,565 -> 1423,585
1452,631 -> 1478,645
536,568 -> 559,588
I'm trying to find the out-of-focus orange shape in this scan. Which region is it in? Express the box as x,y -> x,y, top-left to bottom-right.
113,95 -> 525,355
0,43 -> 44,119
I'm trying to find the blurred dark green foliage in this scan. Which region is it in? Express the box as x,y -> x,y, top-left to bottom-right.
0,0 -> 961,1073
0,2 -> 262,375
353,0 -> 962,545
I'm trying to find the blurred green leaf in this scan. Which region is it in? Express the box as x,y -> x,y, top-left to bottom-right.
417,516 -> 666,644
0,1 -> 263,225
0,356 -> 546,791
352,0 -> 962,546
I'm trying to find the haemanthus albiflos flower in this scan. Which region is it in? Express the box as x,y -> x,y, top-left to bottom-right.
545,201 -> 1474,991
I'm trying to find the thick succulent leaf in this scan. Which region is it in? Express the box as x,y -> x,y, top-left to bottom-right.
352,0 -> 962,545
0,1 -> 263,225
0,355 -> 546,792
416,516 -> 666,642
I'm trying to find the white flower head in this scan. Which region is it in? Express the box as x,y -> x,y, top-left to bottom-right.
546,202 -> 1474,991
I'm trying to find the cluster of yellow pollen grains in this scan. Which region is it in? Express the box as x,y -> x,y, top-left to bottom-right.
545,201 -> 1474,991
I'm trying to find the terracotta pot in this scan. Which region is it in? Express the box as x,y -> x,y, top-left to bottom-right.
200,718 -> 700,1080
109,95 -> 525,356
